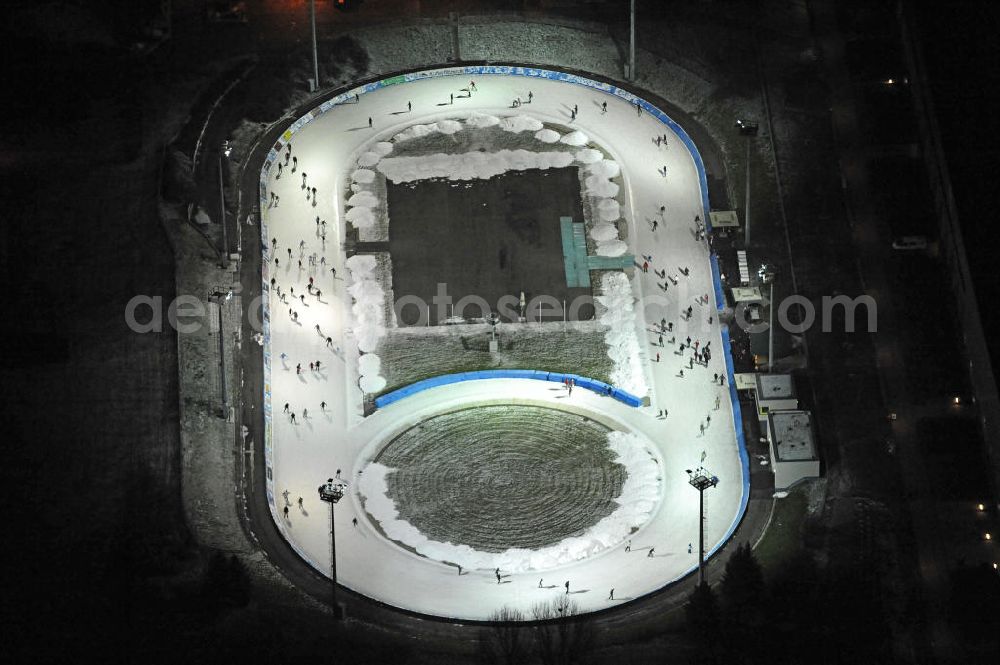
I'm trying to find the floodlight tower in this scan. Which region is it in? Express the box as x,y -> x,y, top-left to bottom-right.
758,264 -> 777,371
218,140 -> 232,269
318,476 -> 347,619
687,466 -> 719,584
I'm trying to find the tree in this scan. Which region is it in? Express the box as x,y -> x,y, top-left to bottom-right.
719,543 -> 767,662
685,581 -> 723,664
531,598 -> 594,665
479,606 -> 531,665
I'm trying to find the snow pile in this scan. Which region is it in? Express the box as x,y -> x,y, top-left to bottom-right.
358,151 -> 382,167
358,353 -> 386,394
466,112 -> 500,128
575,148 -> 602,164
584,174 -> 619,198
345,206 -> 375,228
392,123 -> 440,142
372,142 -> 394,157
589,159 -> 621,179
589,223 -> 619,242
358,429 -> 660,572
347,191 -> 378,208
596,198 -> 621,222
534,128 -> 560,143
499,114 -> 544,133
560,130 -> 589,147
345,254 -> 388,358
437,119 -> 463,134
352,169 -> 376,184
596,240 -> 627,257
377,149 -> 574,183
596,272 -> 648,396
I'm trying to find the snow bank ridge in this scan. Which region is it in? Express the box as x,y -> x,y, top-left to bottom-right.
596,272 -> 648,397
377,149 -> 574,183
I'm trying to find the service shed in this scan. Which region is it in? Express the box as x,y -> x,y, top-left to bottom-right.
754,373 -> 798,423
767,410 -> 820,490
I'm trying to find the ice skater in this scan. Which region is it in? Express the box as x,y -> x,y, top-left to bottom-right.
565,581 -> 570,594
368,117 -> 373,128
609,589 -> 614,600
602,101 -> 607,113
647,548 -> 655,557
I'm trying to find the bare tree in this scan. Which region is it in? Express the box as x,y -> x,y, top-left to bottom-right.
531,598 -> 595,665
479,606 -> 531,665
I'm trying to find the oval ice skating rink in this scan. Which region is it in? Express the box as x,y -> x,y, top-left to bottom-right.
260,68 -> 748,620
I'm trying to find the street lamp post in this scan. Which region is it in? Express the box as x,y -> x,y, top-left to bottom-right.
318,477 -> 347,619
310,0 -> 320,91
218,140 -> 232,269
758,264 -> 777,372
687,467 -> 719,584
735,120 -> 759,249
628,0 -> 636,81
208,288 -> 232,418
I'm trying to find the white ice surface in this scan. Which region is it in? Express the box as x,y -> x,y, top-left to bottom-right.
262,72 -> 744,621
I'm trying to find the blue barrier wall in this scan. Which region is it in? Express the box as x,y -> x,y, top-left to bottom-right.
374,370 -> 643,410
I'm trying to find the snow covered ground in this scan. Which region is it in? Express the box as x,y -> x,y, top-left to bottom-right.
260,70 -> 745,620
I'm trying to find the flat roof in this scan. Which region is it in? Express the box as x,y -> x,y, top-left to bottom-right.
734,372 -> 757,391
709,210 -> 740,227
731,286 -> 763,303
769,410 -> 817,462
756,373 -> 796,400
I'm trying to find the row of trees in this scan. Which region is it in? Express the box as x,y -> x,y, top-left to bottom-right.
480,599 -> 594,665
480,543 -> 895,665
685,543 -> 893,665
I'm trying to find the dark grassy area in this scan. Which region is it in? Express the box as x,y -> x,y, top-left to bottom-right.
917,416 -> 992,500
376,326 -> 613,396
388,167 -> 593,324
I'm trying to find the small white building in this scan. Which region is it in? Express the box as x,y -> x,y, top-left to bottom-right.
767,410 -> 820,490
754,373 -> 798,423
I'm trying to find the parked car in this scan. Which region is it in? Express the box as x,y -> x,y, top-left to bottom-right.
891,235 -> 928,251
208,1 -> 247,23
